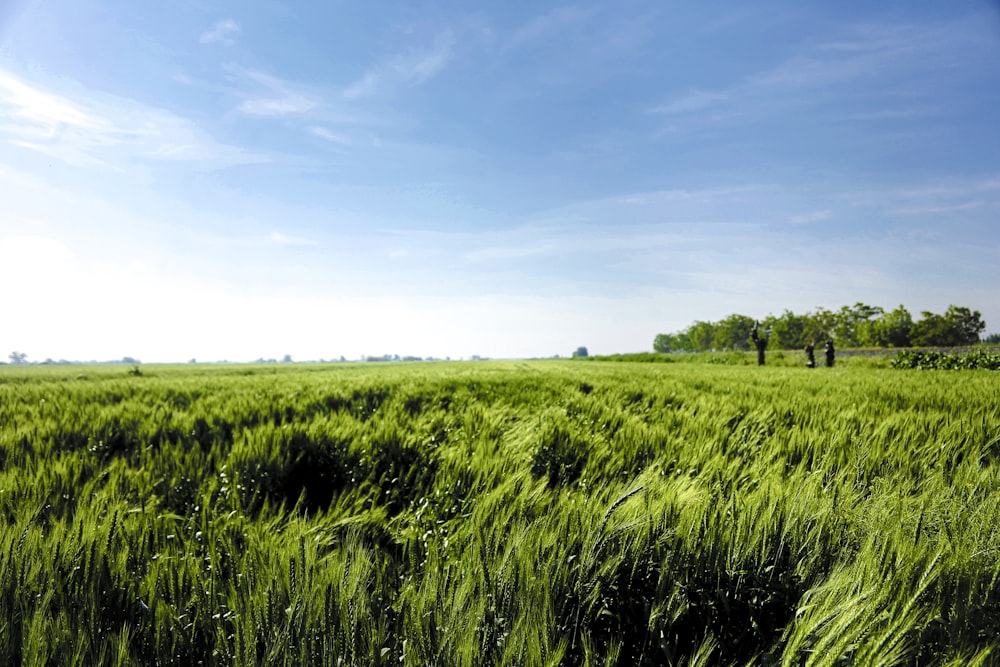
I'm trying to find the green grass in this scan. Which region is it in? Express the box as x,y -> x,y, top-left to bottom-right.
1,360 -> 999,665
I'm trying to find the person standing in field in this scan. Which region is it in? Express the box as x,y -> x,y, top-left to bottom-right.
805,343 -> 816,368
825,339 -> 835,367
751,323 -> 768,366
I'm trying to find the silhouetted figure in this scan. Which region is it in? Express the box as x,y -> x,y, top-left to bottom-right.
805,343 -> 816,368
824,339 -> 835,367
751,323 -> 768,366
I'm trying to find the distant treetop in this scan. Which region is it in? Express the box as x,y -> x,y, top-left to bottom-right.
654,304 -> 986,352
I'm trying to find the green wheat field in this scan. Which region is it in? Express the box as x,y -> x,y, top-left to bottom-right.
2,358 -> 999,665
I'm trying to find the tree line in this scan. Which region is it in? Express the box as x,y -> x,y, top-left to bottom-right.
653,303 -> 989,353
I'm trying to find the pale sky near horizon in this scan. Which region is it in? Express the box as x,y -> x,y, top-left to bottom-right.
1,1 -> 999,362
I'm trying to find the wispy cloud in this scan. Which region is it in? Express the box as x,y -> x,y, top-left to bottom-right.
309,126 -> 350,144
343,31 -> 455,99
227,66 -> 317,117
0,69 -> 99,129
270,231 -> 318,247
890,201 -> 984,216
648,19 -> 974,132
504,6 -> 594,51
0,68 -> 113,167
790,210 -> 832,225
823,107 -> 939,122
0,67 -> 261,169
891,178 -> 1000,200
380,184 -> 776,269
649,90 -> 728,115
200,19 -> 240,46
239,95 -> 314,116
846,176 -> 1000,215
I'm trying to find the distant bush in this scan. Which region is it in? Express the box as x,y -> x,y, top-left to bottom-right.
891,349 -> 1000,371
580,352 -> 675,363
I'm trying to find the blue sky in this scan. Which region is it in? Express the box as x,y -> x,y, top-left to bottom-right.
1,1 -> 999,362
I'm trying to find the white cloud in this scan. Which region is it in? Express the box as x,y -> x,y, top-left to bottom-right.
649,90 -> 728,115
0,234 -> 73,270
343,31 -> 455,99
505,7 -> 594,51
892,178 -> 1000,200
228,66 -> 318,117
309,126 -> 351,144
342,72 -> 379,101
825,107 -> 938,122
790,210 -> 832,225
200,19 -> 240,46
8,139 -> 113,169
0,69 -> 99,129
270,231 -> 318,247
239,95 -> 314,116
890,201 -> 983,216
845,175 -> 1000,214
649,18 -> 978,135
0,67 -> 260,169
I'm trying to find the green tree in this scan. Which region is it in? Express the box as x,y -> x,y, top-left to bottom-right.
804,307 -> 837,345
911,306 -> 985,347
688,320 -> 715,351
911,311 -> 950,346
8,351 -> 27,365
572,346 -> 589,358
653,333 -> 674,353
769,310 -> 808,349
715,314 -> 755,350
862,305 -> 913,347
834,303 -> 883,348
672,331 -> 694,352
945,305 -> 985,344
